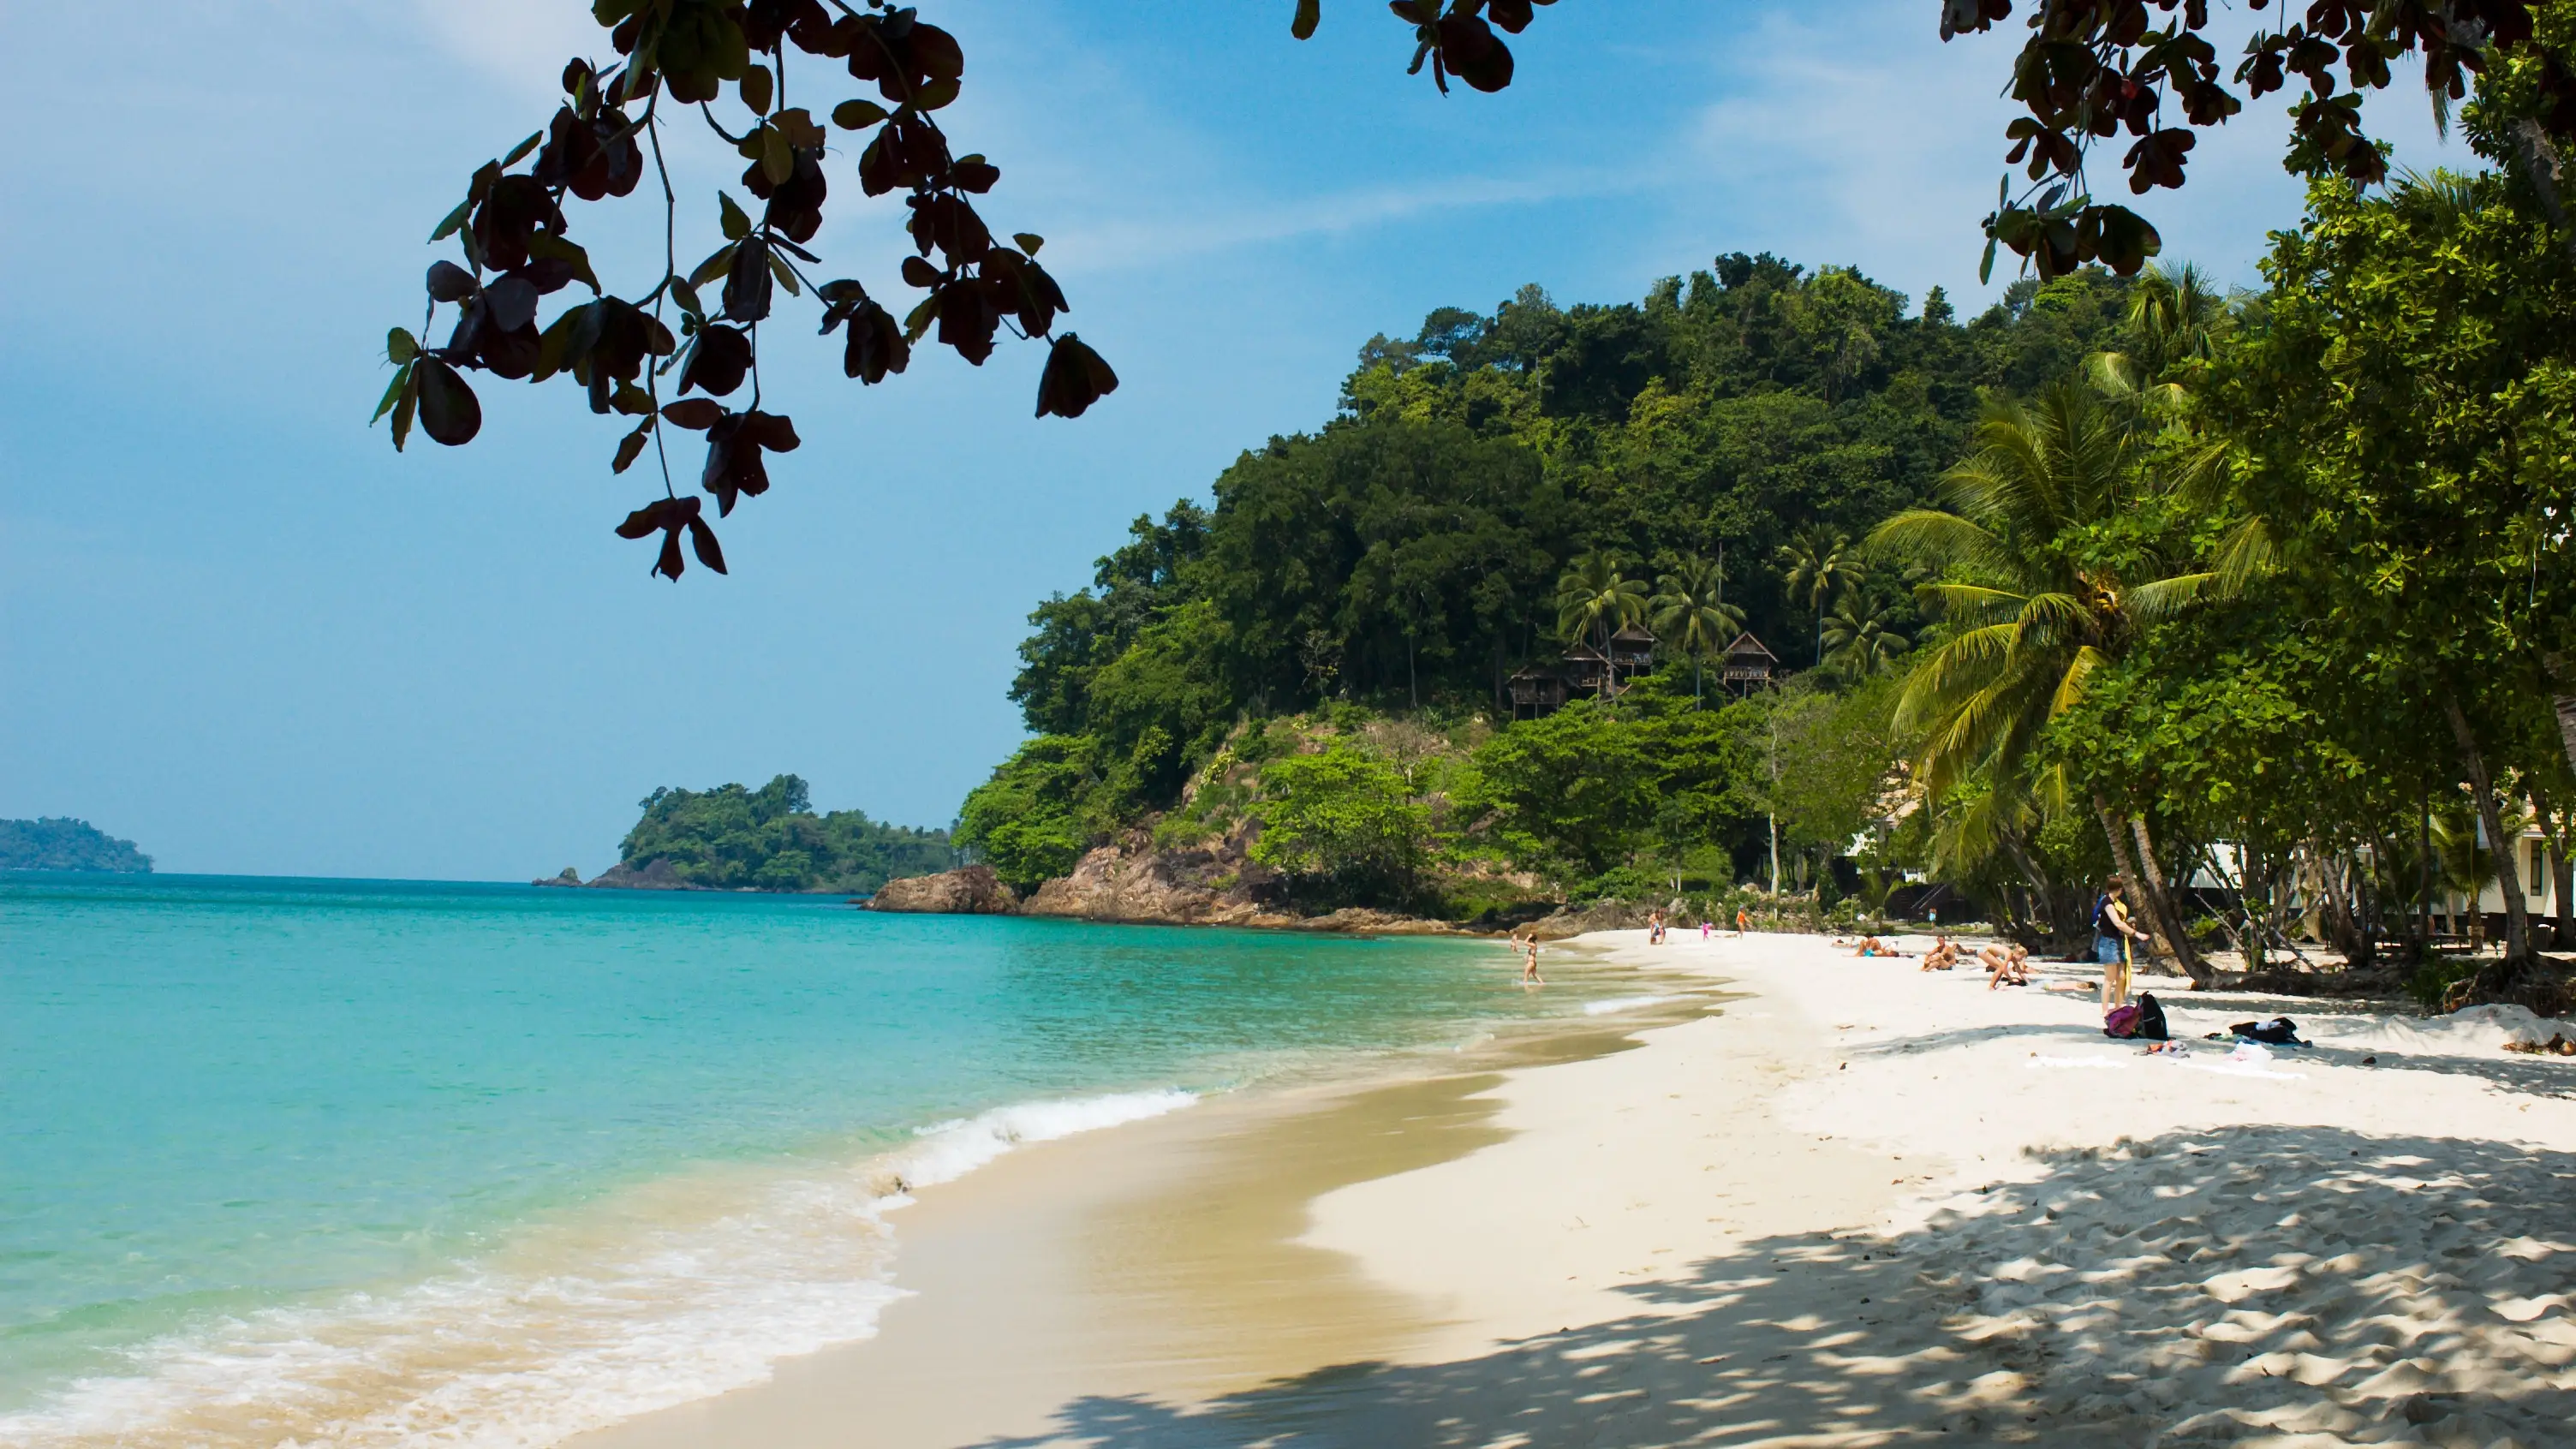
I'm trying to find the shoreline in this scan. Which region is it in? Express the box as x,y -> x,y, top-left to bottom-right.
577,927 -> 2576,1448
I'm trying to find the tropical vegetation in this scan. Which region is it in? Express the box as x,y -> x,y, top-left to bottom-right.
0,819 -> 153,874
951,12 -> 2576,1014
615,774 -> 951,892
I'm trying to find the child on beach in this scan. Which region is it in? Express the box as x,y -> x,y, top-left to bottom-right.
1735,906 -> 1749,937
1701,918 -> 1712,943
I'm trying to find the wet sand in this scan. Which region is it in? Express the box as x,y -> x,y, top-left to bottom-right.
575,979 -> 1718,1449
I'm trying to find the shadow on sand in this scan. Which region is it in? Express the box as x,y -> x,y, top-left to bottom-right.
974,1126 -> 2576,1448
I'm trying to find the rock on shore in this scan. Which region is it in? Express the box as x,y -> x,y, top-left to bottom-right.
1018,823 -> 1291,927
869,826 -> 1461,934
866,864 -> 1018,915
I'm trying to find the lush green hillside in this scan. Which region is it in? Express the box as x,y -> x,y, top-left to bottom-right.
0,818 -> 153,873
959,255 -> 2127,911
614,775 -> 951,893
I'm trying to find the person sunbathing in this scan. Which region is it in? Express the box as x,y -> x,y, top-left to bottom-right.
1983,942 -> 2030,989
1919,934 -> 1959,971
1846,935 -> 1904,958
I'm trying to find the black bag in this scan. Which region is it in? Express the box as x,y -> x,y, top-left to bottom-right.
2229,1016 -> 2304,1046
2134,992 -> 2169,1041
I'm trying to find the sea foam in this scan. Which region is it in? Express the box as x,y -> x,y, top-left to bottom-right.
0,1088 -> 1196,1449
1583,993 -> 1685,1016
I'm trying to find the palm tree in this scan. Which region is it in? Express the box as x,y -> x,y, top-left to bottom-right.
1819,595 -> 1910,677
1869,378 -> 2220,981
1553,551 -> 1647,699
1650,555 -> 1746,701
1775,528 -> 1864,667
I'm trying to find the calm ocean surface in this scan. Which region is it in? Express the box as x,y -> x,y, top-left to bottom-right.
0,874 -> 1605,1447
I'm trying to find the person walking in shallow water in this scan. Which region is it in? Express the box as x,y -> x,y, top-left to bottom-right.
1521,934 -> 1543,984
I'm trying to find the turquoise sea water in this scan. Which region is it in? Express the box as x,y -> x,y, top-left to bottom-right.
0,874 -> 1596,1447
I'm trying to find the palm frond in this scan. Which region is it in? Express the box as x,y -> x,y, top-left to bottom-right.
2127,569 -> 2222,620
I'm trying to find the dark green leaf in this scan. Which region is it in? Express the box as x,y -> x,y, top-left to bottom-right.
663,397 -> 724,429
612,381 -> 656,415
524,233 -> 601,294
414,358 -> 482,445
691,243 -> 738,288
391,368 -> 418,450
766,247 -> 800,295
426,260 -> 478,302
760,125 -> 793,187
386,327 -> 420,366
429,198 -> 473,242
832,98 -> 890,129
1012,232 -> 1044,256
719,192 -> 752,242
503,129 -> 544,166
1292,0 -> 1320,39
372,358 -> 414,423
740,63 -> 773,116
612,423 -> 652,473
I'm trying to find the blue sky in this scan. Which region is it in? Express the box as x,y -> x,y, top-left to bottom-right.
0,2 -> 2462,880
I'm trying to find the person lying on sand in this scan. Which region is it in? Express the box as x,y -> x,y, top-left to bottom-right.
1846,935 -> 1904,958
1920,934 -> 1959,971
1983,942 -> 2031,989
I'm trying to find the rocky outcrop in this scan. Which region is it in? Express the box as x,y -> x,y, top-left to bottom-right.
1526,897 -> 1691,940
533,868 -> 583,887
866,864 -> 1019,915
1010,824 -> 1464,934
1019,820 -> 1291,927
586,857 -> 694,890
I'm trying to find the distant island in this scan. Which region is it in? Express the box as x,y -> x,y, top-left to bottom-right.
1,818 -> 154,873
546,774 -> 951,895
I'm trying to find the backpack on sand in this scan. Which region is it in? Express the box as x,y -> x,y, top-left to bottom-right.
2134,992 -> 2170,1041
2103,1005 -> 2143,1039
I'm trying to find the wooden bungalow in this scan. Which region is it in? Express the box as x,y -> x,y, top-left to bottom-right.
1506,664 -> 1572,719
1607,623 -> 1657,677
1721,631 -> 1780,693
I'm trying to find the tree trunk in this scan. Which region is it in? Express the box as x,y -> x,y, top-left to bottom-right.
2443,698 -> 2531,962
2094,797 -> 2156,976
2000,834 -> 2068,954
2533,785 -> 2573,952
2128,812 -> 2211,985
2508,117 -> 2576,265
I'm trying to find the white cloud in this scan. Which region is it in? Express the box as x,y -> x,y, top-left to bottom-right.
408,0 -> 603,100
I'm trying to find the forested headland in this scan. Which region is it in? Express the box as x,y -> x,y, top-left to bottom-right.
601,774 -> 951,893
0,818 -> 154,874
957,153 -> 2576,1015
960,254 -> 2122,921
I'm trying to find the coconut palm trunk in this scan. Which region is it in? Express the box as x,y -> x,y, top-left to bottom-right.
2126,814 -> 2209,984
2443,699 -> 2531,962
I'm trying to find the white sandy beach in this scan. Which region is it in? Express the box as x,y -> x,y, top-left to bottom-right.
586,929 -> 2576,1448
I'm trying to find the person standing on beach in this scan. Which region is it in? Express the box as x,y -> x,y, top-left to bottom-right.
2093,879 -> 2151,1007
1734,905 -> 1750,938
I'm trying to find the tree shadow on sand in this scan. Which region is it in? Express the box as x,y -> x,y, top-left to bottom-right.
1835,1019 -> 2576,1102
974,1127 -> 2576,1448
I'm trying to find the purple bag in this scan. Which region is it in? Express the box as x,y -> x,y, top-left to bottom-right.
2103,1005 -> 2144,1039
